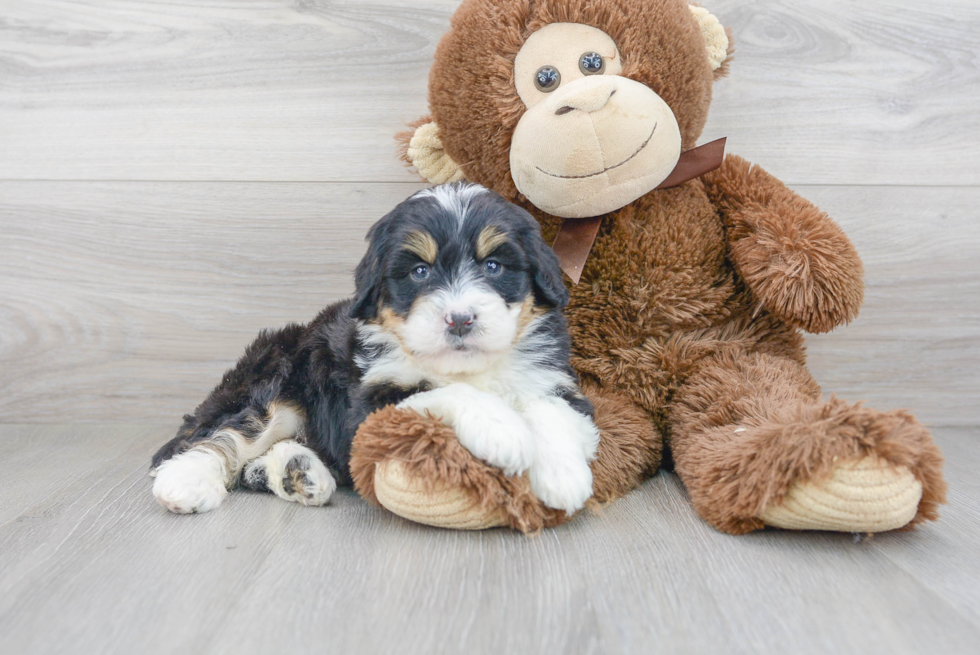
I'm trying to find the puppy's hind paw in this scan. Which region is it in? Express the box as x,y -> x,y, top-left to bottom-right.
152,449 -> 228,514
247,441 -> 336,507
282,452 -> 336,506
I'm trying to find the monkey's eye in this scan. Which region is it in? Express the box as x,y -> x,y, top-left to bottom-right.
483,260 -> 503,277
534,66 -> 561,92
411,264 -> 430,281
579,52 -> 605,75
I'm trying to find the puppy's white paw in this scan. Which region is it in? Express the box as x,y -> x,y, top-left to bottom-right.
153,449 -> 228,514
397,384 -> 469,424
529,457 -> 594,515
399,383 -> 534,476
455,404 -> 535,476
243,441 -> 335,506
521,396 -> 600,514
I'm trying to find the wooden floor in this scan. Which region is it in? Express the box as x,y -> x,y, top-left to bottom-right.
1,1 -> 979,653
0,424 -> 977,654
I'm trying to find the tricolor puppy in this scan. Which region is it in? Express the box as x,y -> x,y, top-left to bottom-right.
150,183 -> 599,516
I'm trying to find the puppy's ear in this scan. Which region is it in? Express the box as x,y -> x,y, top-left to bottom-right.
519,215 -> 569,309
350,219 -> 390,321
532,246 -> 570,309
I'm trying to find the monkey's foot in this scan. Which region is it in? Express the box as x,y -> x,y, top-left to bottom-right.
374,460 -> 506,529
760,455 -> 922,532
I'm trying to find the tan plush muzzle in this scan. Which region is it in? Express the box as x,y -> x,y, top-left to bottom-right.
509,75 -> 682,218
506,22 -> 682,219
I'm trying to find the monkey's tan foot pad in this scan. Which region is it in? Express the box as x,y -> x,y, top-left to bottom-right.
373,460 -> 507,530
760,455 -> 923,532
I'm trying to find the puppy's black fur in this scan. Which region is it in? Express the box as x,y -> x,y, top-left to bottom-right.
151,184 -> 588,491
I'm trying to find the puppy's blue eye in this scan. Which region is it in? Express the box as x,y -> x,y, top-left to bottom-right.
411,264 -> 430,281
484,260 -> 503,277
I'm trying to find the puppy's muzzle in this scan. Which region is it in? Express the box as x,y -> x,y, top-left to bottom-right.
446,312 -> 475,338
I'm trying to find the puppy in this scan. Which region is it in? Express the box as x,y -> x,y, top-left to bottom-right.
150,182 -> 599,516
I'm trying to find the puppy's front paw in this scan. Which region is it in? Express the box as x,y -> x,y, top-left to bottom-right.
244,441 -> 336,506
398,383 -> 533,476
152,450 -> 228,514
454,406 -> 535,477
529,457 -> 594,515
397,384 -> 471,425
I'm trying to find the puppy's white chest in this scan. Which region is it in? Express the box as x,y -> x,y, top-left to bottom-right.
440,360 -> 540,411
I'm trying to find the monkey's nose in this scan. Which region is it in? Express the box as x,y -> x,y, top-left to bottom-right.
446,312 -> 475,337
551,77 -> 617,115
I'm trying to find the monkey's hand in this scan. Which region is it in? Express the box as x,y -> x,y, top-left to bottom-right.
702,154 -> 864,333
349,405 -> 567,532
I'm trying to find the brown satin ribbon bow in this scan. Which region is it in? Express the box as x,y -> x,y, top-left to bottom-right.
552,137 -> 727,283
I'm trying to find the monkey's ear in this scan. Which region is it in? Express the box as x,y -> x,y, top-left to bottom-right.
689,5 -> 731,75
402,121 -> 466,185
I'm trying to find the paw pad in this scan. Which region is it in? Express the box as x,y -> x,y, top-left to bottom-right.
282,455 -> 313,497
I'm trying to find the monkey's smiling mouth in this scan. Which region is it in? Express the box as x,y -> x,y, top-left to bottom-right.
535,123 -> 657,180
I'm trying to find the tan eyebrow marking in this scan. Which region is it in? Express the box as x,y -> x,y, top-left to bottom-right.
514,294 -> 547,342
402,230 -> 439,264
476,225 -> 510,260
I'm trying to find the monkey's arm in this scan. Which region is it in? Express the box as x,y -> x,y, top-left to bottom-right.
349,405 -> 565,532
702,154 -> 864,333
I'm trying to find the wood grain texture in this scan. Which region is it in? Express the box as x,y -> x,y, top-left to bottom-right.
802,186 -> 980,427
0,424 -> 977,655
2,182 -> 977,426
0,0 -> 455,182
0,181 -> 422,422
1,0 -> 978,185
0,2 -> 976,653
701,0 -> 980,186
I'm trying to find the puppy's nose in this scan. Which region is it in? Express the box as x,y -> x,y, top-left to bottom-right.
446,312 -> 475,337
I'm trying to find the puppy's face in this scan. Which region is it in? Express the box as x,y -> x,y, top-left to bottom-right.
352,183 -> 568,376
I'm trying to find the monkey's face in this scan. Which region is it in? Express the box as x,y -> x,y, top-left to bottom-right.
417,0 -> 730,218
509,23 -> 682,218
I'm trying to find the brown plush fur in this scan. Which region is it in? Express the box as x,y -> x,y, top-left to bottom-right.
702,155 -> 865,334
584,382 -> 664,504
351,406 -> 567,533
669,350 -> 946,533
351,383 -> 663,532
351,0 -> 946,534
428,0 -> 716,200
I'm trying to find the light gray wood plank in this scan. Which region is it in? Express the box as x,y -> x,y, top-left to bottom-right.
0,426 -> 324,654
2,182 -> 976,426
799,186 -> 980,427
0,0 -> 457,182
868,428 -> 980,626
0,424 -> 977,655
0,180 -> 424,422
207,467 -> 980,655
0,0 -> 977,185
0,424 -> 162,526
702,0 -> 980,186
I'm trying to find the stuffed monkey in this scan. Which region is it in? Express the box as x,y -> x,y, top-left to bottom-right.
349,0 -> 946,534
